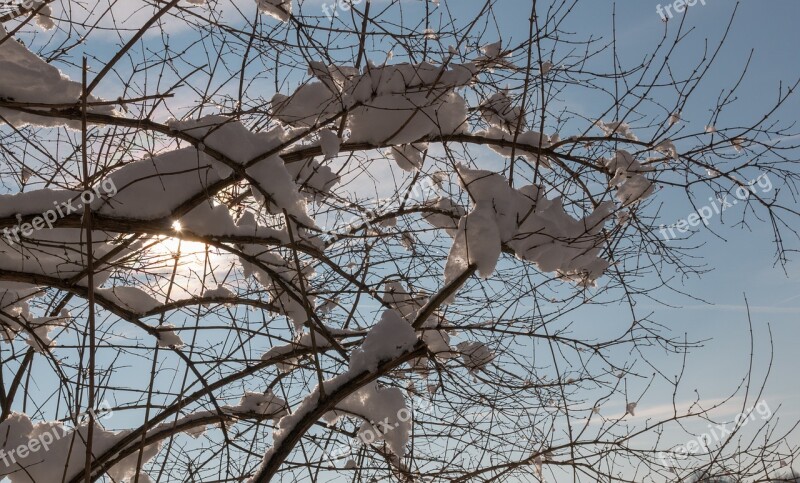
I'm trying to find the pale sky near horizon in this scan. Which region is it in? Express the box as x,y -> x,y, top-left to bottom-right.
2,0 -> 799,481
505,1 -> 800,479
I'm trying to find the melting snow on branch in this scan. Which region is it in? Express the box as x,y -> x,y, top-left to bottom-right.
604,150 -> 656,206
254,309 -> 418,476
256,0 -> 292,22
271,61 -> 475,145
595,120 -> 638,141
444,164 -> 614,289
0,25 -> 117,128
0,412 -> 160,483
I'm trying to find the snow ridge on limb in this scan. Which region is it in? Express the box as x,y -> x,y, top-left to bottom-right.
271,61 -> 477,145
445,164 -> 614,289
166,116 -> 319,228
604,150 -> 656,206
256,0 -> 292,22
250,309 -> 423,482
0,24 -> 118,128
0,392 -> 288,483
422,196 -> 466,237
0,282 -> 40,343
382,281 -> 456,377
0,412 -> 161,483
251,261 -> 488,481
0,113 -> 334,352
0,115 -> 327,231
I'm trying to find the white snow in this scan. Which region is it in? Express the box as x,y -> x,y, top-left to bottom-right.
168,116 -> 318,227
476,126 -> 552,168
456,341 -> 495,373
253,309 -> 418,478
156,324 -> 184,348
317,129 -> 341,159
180,203 -> 284,242
323,382 -> 411,458
0,412 -> 161,483
24,309 -> 71,353
653,139 -> 678,159
390,143 -> 427,171
604,150 -> 655,205
256,0 -> 291,22
476,41 -> 516,70
421,197 -> 465,237
443,164 -> 614,289
0,115 -> 325,302
230,391 -> 288,421
349,309 -> 417,373
166,115 -> 283,163
272,61 -> 476,145
0,188 -> 83,219
0,24 -> 117,128
381,281 -> 455,358
0,227 -> 127,288
445,205 -> 502,280
246,156 -> 317,228
479,91 -> 523,130
420,317 -> 455,359
99,147 -> 223,219
0,282 -> 39,344
480,41 -> 503,59
34,4 -> 55,30
203,284 -> 236,299
594,120 -> 638,141
96,286 -> 160,315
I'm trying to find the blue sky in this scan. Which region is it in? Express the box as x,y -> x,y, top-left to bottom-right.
524,0 -> 800,477
572,0 -> 800,424
345,0 -> 800,477
349,1 -> 800,476
3,0 -> 799,480
327,0 -> 800,447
